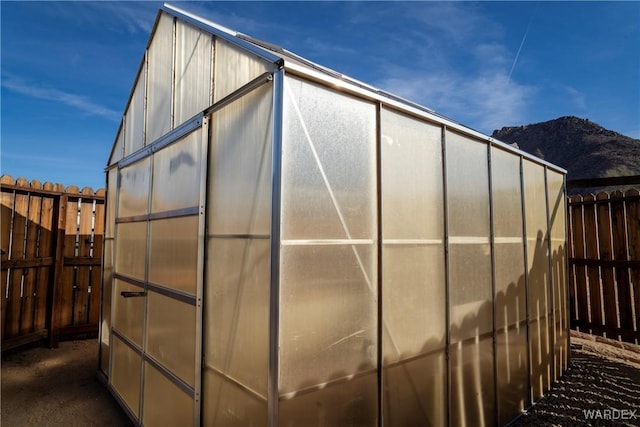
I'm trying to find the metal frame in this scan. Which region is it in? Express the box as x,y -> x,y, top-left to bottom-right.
268,67 -> 284,427
544,166 -> 557,386
519,156 -> 534,407
487,143 -> 500,426
441,125 -> 452,427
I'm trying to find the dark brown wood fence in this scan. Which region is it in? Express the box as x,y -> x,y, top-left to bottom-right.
1,175 -> 105,351
568,189 -> 640,344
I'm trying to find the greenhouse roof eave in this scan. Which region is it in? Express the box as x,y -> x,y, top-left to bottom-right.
161,3 -> 284,68
159,3 -> 566,175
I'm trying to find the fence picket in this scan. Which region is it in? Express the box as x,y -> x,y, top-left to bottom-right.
610,191 -> 634,342
583,194 -> 603,329
595,192 -> 619,338
625,189 -> 640,338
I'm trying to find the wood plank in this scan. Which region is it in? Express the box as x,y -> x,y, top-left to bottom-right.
569,258 -> 640,269
49,192 -> 68,348
624,189 -> 640,342
35,183 -> 56,333
1,188 -> 14,263
19,186 -> 43,334
1,329 -> 48,352
2,258 -> 55,269
90,190 -> 106,325
570,195 -> 590,329
583,194 -> 603,331
1,269 -> 7,342
7,179 -> 29,339
595,192 -> 619,338
610,190 -> 634,341
567,195 -> 578,324
74,191 -> 94,325
60,196 -> 78,328
63,257 -> 102,266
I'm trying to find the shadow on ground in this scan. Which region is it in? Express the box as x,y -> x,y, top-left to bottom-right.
2,336 -> 639,426
1,340 -> 132,427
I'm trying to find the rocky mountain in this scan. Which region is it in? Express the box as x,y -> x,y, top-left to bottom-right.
491,116 -> 640,180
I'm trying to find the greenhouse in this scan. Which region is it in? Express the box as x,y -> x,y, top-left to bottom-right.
100,4 -> 569,426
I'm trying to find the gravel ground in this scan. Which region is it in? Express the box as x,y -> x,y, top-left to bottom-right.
1,333 -> 639,426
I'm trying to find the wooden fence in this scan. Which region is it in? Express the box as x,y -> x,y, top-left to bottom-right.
568,189 -> 640,344
1,175 -> 105,351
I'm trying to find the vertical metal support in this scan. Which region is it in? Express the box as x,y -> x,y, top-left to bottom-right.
563,174 -> 571,368
108,167 -> 122,387
268,68 -> 284,427
544,167 -> 556,386
375,103 -> 383,427
519,157 -> 533,406
97,169 -> 109,376
170,16 -> 177,130
487,144 -> 499,426
441,126 -> 451,427
195,117 -> 209,427
139,155 -> 154,421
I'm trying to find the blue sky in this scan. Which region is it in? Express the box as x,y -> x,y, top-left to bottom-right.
2,1 -> 639,189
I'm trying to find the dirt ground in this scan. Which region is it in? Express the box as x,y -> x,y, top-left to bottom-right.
1,340 -> 132,427
1,332 -> 639,426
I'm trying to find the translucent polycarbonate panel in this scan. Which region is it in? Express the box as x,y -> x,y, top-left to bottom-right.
491,148 -> 524,239
205,238 -> 269,396
208,84 -> 273,235
117,157 -> 150,218
547,170 -> 568,375
203,369 -> 267,427
450,336 -> 496,427
495,245 -> 529,424
383,350 -> 446,427
146,12 -> 174,143
142,363 -> 194,427
524,160 -> 551,401
112,279 -> 144,347
148,216 -> 198,294
151,130 -> 201,213
110,127 -> 124,166
125,70 -> 146,155
213,38 -> 271,102
381,107 -> 443,240
279,244 -> 377,394
491,148 -> 529,423
175,20 -> 212,124
279,372 -> 378,426
145,291 -> 196,387
100,239 -> 114,375
105,168 -> 117,238
445,131 -> 490,238
114,222 -> 147,281
282,76 -> 377,240
111,336 -> 142,418
382,245 -> 446,361
449,244 -> 493,340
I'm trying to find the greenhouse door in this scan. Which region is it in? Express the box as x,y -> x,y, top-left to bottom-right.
109,122 -> 207,427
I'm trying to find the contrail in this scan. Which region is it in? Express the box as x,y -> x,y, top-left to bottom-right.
508,4 -> 538,84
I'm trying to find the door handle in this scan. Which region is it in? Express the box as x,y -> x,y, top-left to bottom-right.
120,291 -> 147,298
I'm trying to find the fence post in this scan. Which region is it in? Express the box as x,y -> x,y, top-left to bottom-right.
48,193 -> 68,348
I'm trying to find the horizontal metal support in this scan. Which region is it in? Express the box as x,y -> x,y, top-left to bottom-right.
203,72 -> 274,118
147,282 -> 197,306
281,239 -> 375,246
569,257 -> 640,269
144,353 -> 195,398
383,239 -> 443,245
208,233 -> 270,240
114,273 -> 146,289
493,237 -> 525,244
448,236 -> 491,245
112,328 -> 143,355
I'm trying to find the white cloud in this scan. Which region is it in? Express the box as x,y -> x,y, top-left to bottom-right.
2,75 -> 121,121
565,86 -> 587,111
